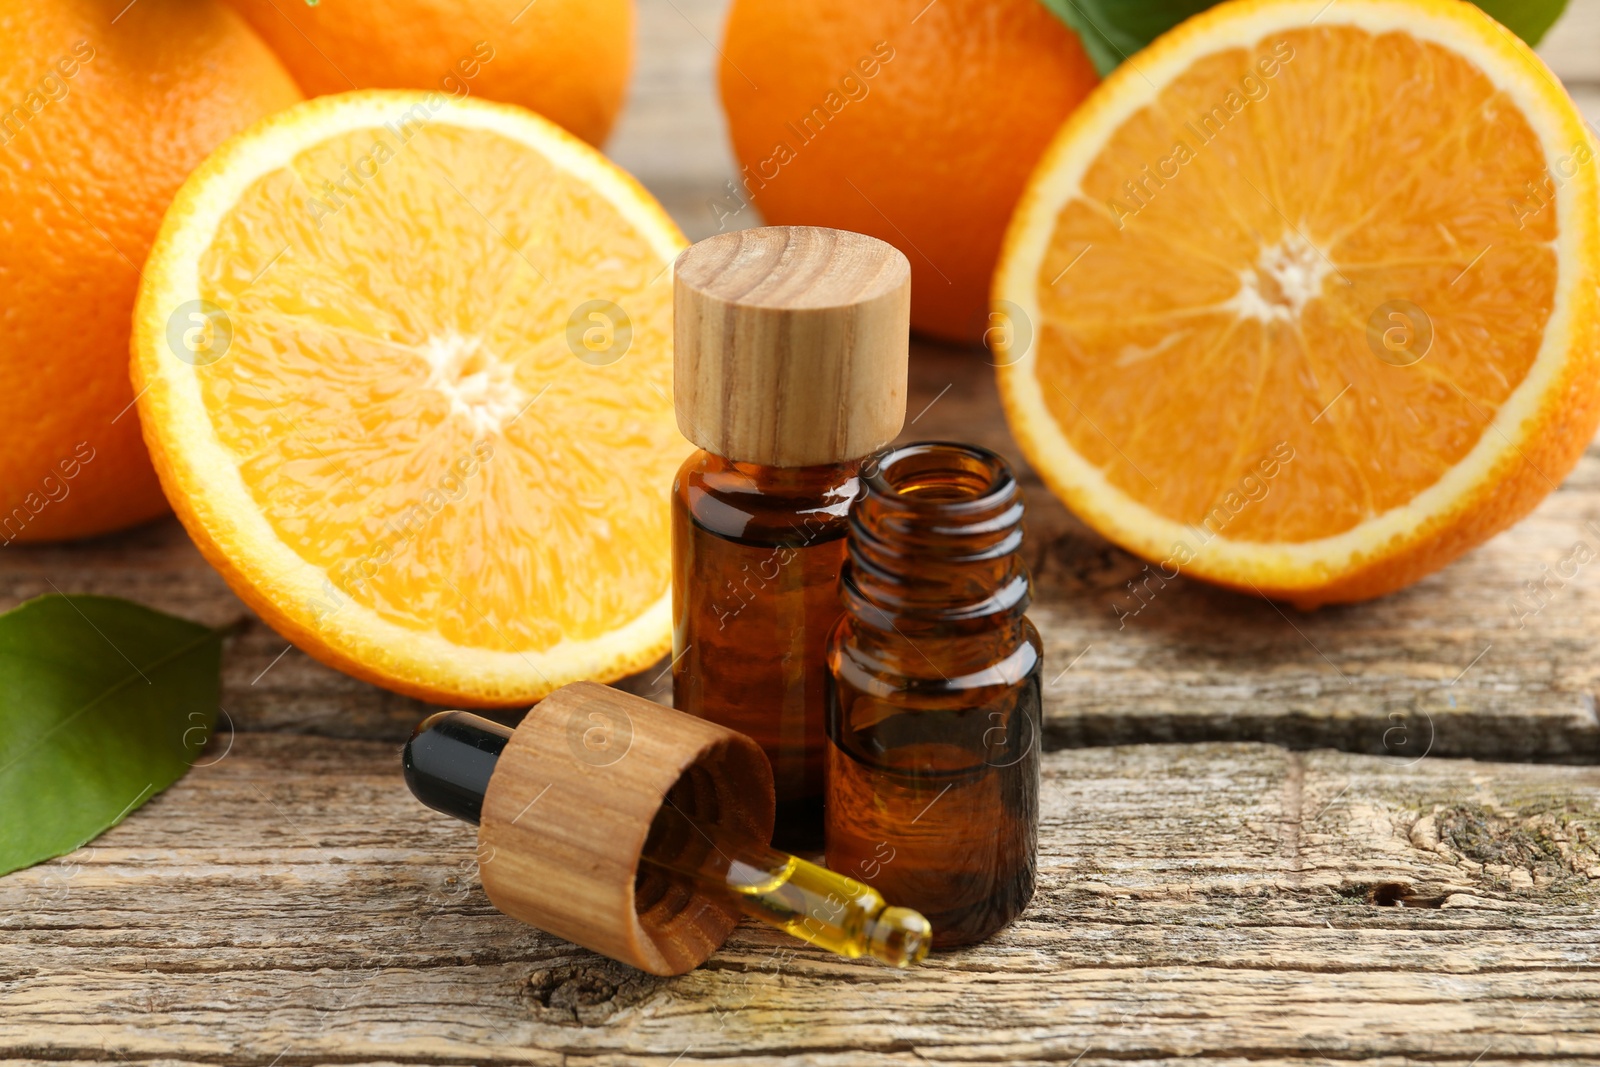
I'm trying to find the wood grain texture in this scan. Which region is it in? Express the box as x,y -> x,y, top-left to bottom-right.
479,683 -> 774,976
675,227 -> 911,465
2,733 -> 1597,1063
7,343 -> 1600,762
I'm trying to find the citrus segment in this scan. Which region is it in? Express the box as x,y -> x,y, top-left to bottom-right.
996,0 -> 1600,604
134,92 -> 688,704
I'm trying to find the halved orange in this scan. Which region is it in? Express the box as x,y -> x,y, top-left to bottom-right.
133,91 -> 688,705
995,0 -> 1600,606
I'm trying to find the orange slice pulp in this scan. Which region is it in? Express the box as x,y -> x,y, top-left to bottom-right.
995,0 -> 1600,605
134,91 -> 689,704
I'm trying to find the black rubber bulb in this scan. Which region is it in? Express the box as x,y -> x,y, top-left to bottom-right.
401,711 -> 513,825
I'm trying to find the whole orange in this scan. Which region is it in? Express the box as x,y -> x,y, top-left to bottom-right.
718,0 -> 1099,344
220,0 -> 633,147
0,0 -> 301,545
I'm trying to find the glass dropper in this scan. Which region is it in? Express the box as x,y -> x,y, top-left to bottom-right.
403,710 -> 932,968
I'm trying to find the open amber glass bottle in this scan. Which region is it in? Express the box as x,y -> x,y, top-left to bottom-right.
825,442 -> 1042,946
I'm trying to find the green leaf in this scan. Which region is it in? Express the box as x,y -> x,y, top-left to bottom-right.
1038,0 -> 1569,76
0,595 -> 227,878
1037,0 -> 1212,76
1471,0 -> 1567,46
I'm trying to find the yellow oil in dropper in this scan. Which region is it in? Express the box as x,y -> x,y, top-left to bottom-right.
640,797 -> 930,967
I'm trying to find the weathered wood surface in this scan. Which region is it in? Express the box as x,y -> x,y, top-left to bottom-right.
6,2 -> 1600,1063
3,737 -> 1598,1065
8,341 -> 1600,761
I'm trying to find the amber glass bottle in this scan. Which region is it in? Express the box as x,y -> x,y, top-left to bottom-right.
671,454 -> 857,846
672,226 -> 912,852
825,442 -> 1042,947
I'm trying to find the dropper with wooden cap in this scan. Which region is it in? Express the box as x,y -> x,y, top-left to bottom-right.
671,226 -> 911,851
402,682 -> 931,974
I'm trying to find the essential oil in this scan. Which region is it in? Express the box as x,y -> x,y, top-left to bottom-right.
825,442 -> 1042,946
671,226 -> 911,851
671,454 -> 857,846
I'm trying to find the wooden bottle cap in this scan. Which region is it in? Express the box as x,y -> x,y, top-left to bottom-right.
476,682 -> 774,976
674,226 -> 911,466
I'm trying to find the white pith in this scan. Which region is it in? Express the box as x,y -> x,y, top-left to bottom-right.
421,331 -> 527,436
1228,231 -> 1333,323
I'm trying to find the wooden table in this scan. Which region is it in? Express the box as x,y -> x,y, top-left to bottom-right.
5,2 -> 1600,1063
